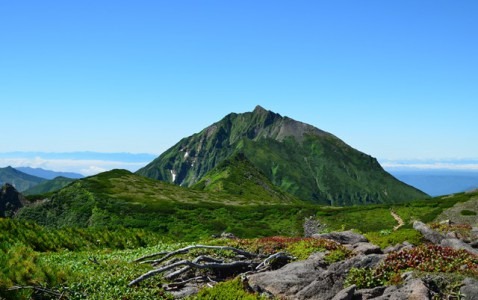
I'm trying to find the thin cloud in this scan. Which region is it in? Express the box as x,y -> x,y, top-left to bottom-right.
0,157 -> 150,176
380,160 -> 478,171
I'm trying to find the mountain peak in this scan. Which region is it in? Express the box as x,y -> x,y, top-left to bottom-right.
253,105 -> 268,114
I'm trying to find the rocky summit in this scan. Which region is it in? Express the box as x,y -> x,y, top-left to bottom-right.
137,106 -> 427,205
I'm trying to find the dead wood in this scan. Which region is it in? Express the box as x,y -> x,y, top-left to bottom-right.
143,245 -> 258,266
128,259 -> 257,286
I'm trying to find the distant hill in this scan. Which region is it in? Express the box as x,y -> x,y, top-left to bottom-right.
0,183 -> 26,217
0,166 -> 46,192
15,167 -> 83,179
16,169 -> 304,238
137,105 -> 428,205
390,171 -> 478,196
23,176 -> 77,195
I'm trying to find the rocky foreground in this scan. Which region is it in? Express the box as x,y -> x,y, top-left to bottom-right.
246,224 -> 478,300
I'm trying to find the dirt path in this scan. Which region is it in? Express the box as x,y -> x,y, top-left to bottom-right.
391,210 -> 404,231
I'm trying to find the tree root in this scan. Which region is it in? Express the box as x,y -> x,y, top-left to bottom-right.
128,245 -> 293,287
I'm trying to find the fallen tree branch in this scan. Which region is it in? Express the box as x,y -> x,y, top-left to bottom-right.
164,276 -> 207,290
145,245 -> 258,266
164,255 -> 223,280
256,252 -> 293,271
128,259 -> 257,286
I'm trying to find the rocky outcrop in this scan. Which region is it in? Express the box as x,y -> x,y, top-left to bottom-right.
0,183 -> 26,217
247,246 -> 384,300
413,221 -> 478,255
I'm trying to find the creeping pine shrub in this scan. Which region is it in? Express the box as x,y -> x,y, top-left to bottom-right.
429,223 -> 473,241
226,236 -> 344,260
346,244 -> 478,289
382,244 -> 478,275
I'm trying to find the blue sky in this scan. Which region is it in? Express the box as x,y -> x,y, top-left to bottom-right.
1,1 -> 477,174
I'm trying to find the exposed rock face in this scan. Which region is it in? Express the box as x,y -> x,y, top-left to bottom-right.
413,221 -> 478,255
247,253 -> 384,300
413,221 -> 445,244
460,278 -> 478,300
0,183 -> 26,217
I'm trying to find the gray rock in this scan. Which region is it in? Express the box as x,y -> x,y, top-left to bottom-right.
332,285 -> 356,300
440,238 -> 478,255
354,286 -> 386,299
314,230 -> 368,245
372,279 -> 430,300
413,221 -> 445,244
296,254 -> 385,300
353,242 -> 382,255
247,258 -> 326,299
383,241 -> 413,254
460,277 -> 478,300
248,253 -> 384,300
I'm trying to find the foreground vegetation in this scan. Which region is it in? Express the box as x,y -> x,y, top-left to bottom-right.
2,190 -> 476,298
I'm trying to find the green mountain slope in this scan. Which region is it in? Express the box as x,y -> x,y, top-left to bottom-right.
193,153 -> 298,203
137,106 -> 428,205
0,166 -> 46,192
16,169 -> 307,238
23,176 -> 77,195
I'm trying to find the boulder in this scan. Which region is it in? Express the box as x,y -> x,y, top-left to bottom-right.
313,230 -> 368,245
440,238 -> 478,255
383,241 -> 413,254
248,254 -> 384,300
354,286 -> 387,299
460,278 -> 478,300
352,242 -> 382,255
296,254 -> 384,300
413,221 -> 445,244
373,279 -> 430,300
332,285 -> 355,300
247,258 -> 326,299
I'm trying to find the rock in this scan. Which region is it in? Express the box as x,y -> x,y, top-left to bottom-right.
413,221 -> 445,244
460,278 -> 478,300
383,241 -> 413,254
373,279 -> 430,300
352,242 -> 382,255
314,230 -> 368,245
332,285 -> 356,300
247,258 -> 326,299
354,286 -> 386,299
248,253 -> 384,300
296,254 -> 385,300
440,238 -> 478,255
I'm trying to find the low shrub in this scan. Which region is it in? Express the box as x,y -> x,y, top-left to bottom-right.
365,229 -> 423,249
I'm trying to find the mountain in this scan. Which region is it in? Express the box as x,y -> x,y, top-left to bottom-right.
137,106 -> 428,205
15,167 -> 84,180
0,166 -> 46,192
390,171 -> 478,196
22,176 -> 77,195
0,183 -> 26,217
